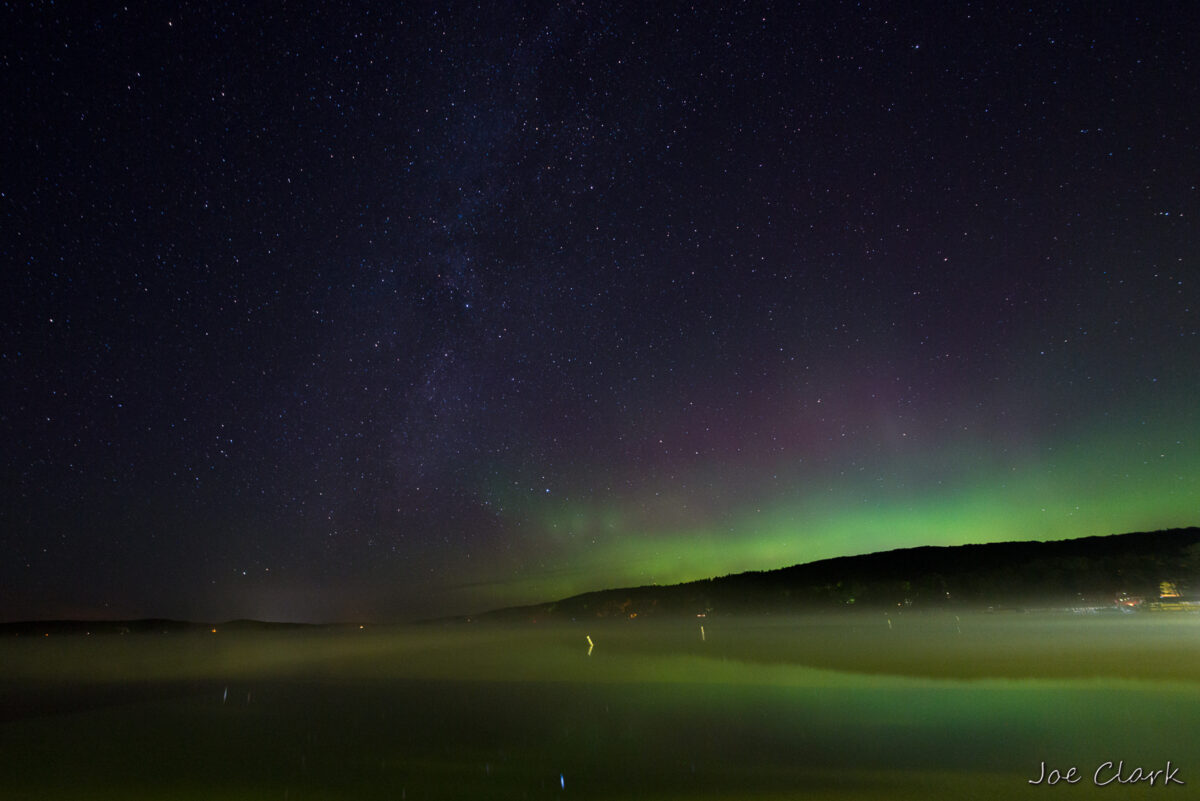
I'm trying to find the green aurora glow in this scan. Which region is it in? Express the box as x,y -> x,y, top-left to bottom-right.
466,413 -> 1200,608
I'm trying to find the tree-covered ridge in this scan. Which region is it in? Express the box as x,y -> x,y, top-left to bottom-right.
476,528 -> 1200,621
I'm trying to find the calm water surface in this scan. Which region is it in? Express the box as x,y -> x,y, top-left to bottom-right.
2,614 -> 1198,799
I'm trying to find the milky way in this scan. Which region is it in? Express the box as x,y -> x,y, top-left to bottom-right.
2,3 -> 1197,621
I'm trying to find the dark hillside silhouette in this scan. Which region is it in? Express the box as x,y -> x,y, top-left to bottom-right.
473,527 -> 1200,621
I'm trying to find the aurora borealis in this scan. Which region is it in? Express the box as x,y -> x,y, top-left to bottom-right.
2,2 -> 1197,621
487,408 -> 1200,608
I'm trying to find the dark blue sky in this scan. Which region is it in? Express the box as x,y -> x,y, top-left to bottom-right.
3,1 -> 1197,621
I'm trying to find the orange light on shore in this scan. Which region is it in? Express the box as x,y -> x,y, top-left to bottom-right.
210,628 -> 218,633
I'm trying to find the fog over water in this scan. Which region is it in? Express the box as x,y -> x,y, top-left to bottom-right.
2,614 -> 1198,799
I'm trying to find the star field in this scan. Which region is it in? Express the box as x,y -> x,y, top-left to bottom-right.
2,2 -> 1197,621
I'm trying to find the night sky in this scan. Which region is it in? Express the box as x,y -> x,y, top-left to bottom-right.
3,2 -> 1197,623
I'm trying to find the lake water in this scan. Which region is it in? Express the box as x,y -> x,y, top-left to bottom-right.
2,613 -> 1198,799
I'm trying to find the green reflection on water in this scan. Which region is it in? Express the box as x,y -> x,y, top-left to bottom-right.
2,616 -> 1198,799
